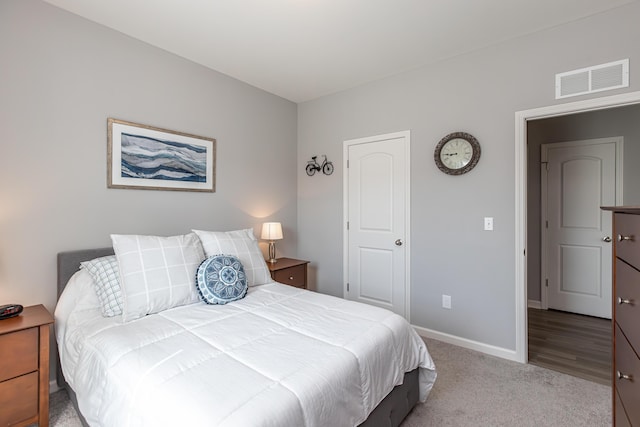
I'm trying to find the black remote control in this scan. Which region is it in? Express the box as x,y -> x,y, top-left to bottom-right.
0,304 -> 23,320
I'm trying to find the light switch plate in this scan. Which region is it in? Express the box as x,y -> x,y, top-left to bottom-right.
484,217 -> 493,231
442,294 -> 451,309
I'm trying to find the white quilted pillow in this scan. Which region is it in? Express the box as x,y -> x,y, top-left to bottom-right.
192,228 -> 272,286
80,255 -> 123,317
111,233 -> 205,322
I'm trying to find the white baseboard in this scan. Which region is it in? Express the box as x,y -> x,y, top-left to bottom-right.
528,299 -> 542,309
412,325 -> 520,362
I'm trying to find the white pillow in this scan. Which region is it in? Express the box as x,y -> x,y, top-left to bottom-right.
81,255 -> 123,317
111,233 -> 205,322
192,228 -> 272,286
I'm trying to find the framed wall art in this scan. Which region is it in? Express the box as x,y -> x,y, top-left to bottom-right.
107,118 -> 216,192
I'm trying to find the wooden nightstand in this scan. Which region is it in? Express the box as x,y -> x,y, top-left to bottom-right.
0,304 -> 54,427
268,258 -> 310,289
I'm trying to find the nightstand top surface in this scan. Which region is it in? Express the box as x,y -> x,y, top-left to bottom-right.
267,257 -> 310,271
0,304 -> 53,335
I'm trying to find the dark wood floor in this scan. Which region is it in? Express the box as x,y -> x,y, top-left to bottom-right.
528,308 -> 611,385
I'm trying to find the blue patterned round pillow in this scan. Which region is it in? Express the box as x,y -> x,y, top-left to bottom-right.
196,255 -> 248,305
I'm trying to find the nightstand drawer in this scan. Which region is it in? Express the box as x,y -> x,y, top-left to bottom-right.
0,327 -> 38,382
274,264 -> 306,288
0,371 -> 38,426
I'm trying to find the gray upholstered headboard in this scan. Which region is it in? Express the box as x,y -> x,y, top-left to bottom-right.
57,248 -> 114,299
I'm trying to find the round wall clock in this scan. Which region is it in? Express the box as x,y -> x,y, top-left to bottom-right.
433,132 -> 481,175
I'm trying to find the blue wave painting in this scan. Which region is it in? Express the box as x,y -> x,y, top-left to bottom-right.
120,133 -> 207,182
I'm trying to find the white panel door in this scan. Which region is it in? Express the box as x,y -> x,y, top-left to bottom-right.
344,132 -> 409,317
544,139 -> 618,319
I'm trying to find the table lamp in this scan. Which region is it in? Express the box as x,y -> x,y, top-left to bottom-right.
261,222 -> 283,263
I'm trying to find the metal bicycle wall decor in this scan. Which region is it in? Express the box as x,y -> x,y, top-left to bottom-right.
305,155 -> 334,176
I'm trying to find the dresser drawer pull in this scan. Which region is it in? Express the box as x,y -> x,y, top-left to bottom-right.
618,234 -> 635,242
289,276 -> 294,280
617,297 -> 634,305
617,371 -> 633,381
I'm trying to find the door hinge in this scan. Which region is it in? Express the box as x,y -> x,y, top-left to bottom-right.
347,159 -> 349,168
545,220 -> 548,229
545,278 -> 549,287
346,283 -> 350,292
542,161 -> 548,171
347,221 -> 349,230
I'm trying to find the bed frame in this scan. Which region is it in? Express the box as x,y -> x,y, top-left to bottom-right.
57,248 -> 419,427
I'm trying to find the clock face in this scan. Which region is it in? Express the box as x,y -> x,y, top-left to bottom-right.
440,138 -> 473,170
434,132 -> 481,175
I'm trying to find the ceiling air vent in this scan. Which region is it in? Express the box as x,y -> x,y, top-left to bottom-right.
555,59 -> 629,99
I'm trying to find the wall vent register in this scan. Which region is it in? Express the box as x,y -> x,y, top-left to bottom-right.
555,59 -> 629,99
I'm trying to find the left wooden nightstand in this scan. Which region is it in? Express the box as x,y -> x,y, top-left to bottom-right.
0,304 -> 54,427
268,258 -> 310,289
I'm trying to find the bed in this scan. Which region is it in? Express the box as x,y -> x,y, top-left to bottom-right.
55,243 -> 436,427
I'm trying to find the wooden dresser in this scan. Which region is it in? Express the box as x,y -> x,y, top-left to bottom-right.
0,304 -> 54,427
603,207 -> 640,426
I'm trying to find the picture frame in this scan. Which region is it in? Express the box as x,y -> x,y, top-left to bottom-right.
107,118 -> 216,192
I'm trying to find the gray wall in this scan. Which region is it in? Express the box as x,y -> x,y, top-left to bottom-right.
527,105 -> 640,302
0,0 -> 298,320
297,3 -> 640,350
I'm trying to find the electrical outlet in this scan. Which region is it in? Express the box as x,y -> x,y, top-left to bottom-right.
484,217 -> 494,231
442,294 -> 451,309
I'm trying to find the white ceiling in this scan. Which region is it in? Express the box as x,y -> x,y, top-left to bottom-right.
43,0 -> 635,103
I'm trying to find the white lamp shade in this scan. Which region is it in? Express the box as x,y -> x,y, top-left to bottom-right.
261,222 -> 283,240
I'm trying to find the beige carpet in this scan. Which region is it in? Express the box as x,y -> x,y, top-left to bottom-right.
48,338 -> 611,426
402,338 -> 611,427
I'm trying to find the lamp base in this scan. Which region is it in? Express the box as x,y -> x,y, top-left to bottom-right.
268,241 -> 277,263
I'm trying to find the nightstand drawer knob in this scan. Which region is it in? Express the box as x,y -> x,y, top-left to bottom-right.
289,276 -> 294,280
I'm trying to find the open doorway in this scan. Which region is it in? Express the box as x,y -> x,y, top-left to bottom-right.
520,100 -> 640,382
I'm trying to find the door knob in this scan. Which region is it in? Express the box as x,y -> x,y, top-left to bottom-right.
603,236 -> 612,242
395,239 -> 403,246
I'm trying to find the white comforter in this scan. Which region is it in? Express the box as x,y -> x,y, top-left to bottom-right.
56,271 -> 436,427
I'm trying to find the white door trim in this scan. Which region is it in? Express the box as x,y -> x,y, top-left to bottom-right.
343,130 -> 411,321
515,90 -> 640,364
539,137 -> 624,311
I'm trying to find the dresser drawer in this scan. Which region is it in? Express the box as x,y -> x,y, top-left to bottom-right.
0,371 -> 38,426
616,260 -> 640,353
615,213 -> 640,268
616,387 -> 632,427
273,264 -> 306,288
0,327 -> 38,382
615,324 -> 640,424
